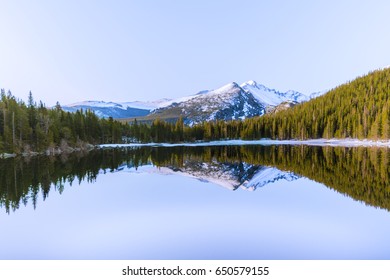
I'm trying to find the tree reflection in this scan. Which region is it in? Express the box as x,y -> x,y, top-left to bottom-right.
1,145 -> 390,213
0,148 -> 151,213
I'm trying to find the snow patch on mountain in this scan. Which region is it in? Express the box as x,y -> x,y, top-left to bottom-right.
240,80 -> 309,106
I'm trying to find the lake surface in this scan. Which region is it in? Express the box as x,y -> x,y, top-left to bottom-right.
1,144 -> 390,259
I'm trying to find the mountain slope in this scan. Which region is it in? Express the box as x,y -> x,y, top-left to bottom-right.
246,67 -> 390,140
240,80 -> 308,105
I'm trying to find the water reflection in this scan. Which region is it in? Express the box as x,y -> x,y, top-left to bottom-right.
1,145 -> 390,213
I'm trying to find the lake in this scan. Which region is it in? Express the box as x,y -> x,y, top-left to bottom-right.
1,144 -> 390,259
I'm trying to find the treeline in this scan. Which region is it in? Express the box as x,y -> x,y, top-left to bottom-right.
0,90 -> 128,154
127,117 -> 243,142
128,68 -> 390,142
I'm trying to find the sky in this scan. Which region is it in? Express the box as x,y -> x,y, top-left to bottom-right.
1,0 -> 390,106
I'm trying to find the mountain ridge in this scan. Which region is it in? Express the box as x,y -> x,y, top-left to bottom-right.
62,80 -> 320,123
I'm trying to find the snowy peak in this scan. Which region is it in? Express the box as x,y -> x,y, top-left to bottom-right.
214,81 -> 241,92
241,80 -> 273,93
244,80 -> 257,87
192,82 -> 244,103
240,80 -> 309,106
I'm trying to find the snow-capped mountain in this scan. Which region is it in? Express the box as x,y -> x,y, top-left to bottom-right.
61,80 -> 322,122
61,99 -> 171,119
147,81 -> 311,124
149,82 -> 267,125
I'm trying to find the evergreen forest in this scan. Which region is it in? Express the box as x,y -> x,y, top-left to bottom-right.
0,90 -> 128,154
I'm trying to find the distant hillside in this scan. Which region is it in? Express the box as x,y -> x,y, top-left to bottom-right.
62,103 -> 150,119
242,67 -> 390,140
61,100 -> 164,119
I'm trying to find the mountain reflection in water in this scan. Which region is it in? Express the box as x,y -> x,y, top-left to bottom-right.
1,145 -> 390,213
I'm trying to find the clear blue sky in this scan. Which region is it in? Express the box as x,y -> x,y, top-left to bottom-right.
1,0 -> 390,106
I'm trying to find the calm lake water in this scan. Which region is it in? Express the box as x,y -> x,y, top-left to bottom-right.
1,144 -> 390,259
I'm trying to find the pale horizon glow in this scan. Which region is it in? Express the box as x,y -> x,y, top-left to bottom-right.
1,0 -> 390,106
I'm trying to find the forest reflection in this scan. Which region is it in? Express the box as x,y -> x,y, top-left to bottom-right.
1,145 -> 390,213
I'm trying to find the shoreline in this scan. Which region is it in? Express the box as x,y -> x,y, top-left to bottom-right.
0,143 -> 96,159
4,138 -> 388,158
100,138 -> 390,148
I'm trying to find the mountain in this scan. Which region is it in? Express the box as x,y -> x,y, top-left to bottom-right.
61,99 -> 171,119
148,82 -> 267,125
62,101 -> 149,118
143,81 -> 311,125
61,81 -> 316,123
